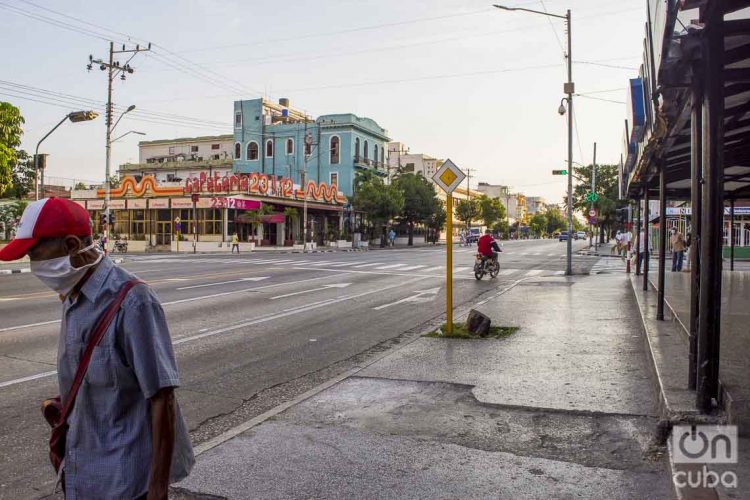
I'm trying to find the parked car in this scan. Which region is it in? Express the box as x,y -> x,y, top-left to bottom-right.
576,231 -> 587,240
559,231 -> 569,242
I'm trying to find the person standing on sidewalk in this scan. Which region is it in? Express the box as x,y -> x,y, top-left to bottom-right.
638,228 -> 650,271
669,227 -> 686,272
0,197 -> 194,499
388,229 -> 396,247
231,232 -> 240,254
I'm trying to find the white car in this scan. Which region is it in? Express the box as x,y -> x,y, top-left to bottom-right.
576,231 -> 586,240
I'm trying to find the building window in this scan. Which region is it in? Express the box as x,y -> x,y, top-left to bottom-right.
330,172 -> 339,186
373,145 -> 378,164
363,140 -> 369,160
354,137 -> 360,159
211,143 -> 220,150
168,146 -> 175,154
191,145 -> 199,153
330,136 -> 340,164
286,138 -> 294,155
234,142 -> 241,159
212,154 -> 220,160
235,111 -> 242,128
265,139 -> 274,158
247,141 -> 259,160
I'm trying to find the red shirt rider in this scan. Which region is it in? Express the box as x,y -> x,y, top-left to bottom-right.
478,232 -> 500,257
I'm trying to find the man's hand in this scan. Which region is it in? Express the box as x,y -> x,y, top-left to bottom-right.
147,387 -> 175,500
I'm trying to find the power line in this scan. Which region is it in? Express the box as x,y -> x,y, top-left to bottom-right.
575,94 -> 626,104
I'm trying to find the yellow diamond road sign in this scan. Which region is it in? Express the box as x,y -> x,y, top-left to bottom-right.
432,158 -> 466,193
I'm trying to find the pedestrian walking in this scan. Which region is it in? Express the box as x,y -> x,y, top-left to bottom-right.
0,198 -> 194,499
459,230 -> 465,247
670,227 -> 686,272
638,228 -> 650,270
388,229 -> 396,247
231,232 -> 240,254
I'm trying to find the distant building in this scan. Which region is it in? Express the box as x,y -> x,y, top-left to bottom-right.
386,142 -> 441,180
233,98 -> 390,197
476,182 -> 516,224
526,196 -> 547,216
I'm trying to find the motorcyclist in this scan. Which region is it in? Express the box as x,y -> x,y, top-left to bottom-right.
477,229 -> 501,267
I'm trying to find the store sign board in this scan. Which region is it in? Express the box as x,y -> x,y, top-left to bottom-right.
109,199 -> 126,209
127,199 -> 147,209
666,207 -> 750,216
88,200 -> 105,210
183,171 -> 346,204
149,199 -> 169,209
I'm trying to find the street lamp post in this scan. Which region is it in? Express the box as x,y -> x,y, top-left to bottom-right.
493,4 -> 573,275
34,110 -> 99,200
111,130 -> 145,143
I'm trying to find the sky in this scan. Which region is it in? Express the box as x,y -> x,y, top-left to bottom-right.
0,0 -> 647,204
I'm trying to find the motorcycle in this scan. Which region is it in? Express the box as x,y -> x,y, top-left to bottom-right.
474,253 -> 499,280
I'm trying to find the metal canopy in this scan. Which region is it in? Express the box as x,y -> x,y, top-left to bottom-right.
628,6 -> 750,200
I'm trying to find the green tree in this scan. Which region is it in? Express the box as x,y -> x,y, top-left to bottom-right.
1,150 -> 34,199
544,206 -> 567,235
0,102 -> 26,195
529,212 -> 547,238
571,163 -> 625,242
425,200 -> 446,244
74,181 -> 88,190
454,198 -> 480,229
392,173 -> 440,246
477,195 -> 506,228
352,174 -> 404,246
0,199 -> 28,240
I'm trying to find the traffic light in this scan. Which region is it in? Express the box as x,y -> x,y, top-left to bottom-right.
99,213 -> 107,227
108,213 -> 114,225
552,169 -> 567,175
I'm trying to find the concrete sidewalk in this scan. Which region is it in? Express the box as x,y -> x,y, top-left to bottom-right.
175,272 -> 671,499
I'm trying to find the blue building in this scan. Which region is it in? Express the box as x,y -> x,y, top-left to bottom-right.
232,98 -> 390,197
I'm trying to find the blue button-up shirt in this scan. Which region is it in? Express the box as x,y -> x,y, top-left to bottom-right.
58,257 -> 194,499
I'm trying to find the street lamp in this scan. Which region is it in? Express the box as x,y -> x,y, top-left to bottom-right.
111,130 -> 145,143
103,104 -> 136,253
34,110 -> 99,200
493,4 -> 574,275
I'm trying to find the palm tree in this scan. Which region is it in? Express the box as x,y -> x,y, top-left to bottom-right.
283,206 -> 299,242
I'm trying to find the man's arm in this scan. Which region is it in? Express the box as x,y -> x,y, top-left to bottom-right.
147,387 -> 176,500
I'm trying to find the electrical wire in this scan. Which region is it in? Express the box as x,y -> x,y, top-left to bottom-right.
575,94 -> 626,104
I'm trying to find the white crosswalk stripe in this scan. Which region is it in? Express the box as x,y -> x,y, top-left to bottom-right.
325,262 -> 362,267
353,262 -> 384,268
375,264 -> 408,270
419,266 -> 444,273
397,265 -> 427,271
453,266 -> 471,273
499,269 -> 516,276
525,269 -> 544,276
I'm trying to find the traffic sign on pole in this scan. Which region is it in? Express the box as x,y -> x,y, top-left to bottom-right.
432,159 -> 465,335
552,169 -> 568,175
589,209 -> 596,217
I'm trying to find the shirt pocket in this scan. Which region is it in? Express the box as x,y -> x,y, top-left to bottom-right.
85,345 -> 117,389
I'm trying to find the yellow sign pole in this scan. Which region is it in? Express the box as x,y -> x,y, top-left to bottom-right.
176,230 -> 180,252
446,195 -> 453,334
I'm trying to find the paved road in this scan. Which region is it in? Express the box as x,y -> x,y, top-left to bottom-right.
0,239 -> 592,499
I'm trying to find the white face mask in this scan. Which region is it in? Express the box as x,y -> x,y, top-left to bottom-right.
30,242 -> 103,296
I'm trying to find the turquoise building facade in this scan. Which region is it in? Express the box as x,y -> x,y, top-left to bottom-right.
232,98 -> 390,197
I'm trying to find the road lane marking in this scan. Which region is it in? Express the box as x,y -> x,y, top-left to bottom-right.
397,265 -> 426,271
373,286 -> 440,310
499,269 -> 516,276
0,319 -> 61,333
453,266 -> 471,273
420,266 -> 444,273
352,262 -> 383,268
324,262 -> 362,267
162,274 -> 352,306
0,370 -> 58,389
554,270 -> 565,275
525,269 -> 544,276
374,264 -> 407,270
173,276 -> 430,345
270,283 -> 352,300
176,277 -> 270,290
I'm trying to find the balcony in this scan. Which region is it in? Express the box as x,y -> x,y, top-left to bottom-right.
353,156 -> 387,171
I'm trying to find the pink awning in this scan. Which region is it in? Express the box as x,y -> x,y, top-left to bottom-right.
260,213 -> 286,224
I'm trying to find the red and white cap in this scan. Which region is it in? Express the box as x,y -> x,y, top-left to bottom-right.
0,197 -> 92,261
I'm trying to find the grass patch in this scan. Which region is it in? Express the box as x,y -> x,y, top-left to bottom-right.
424,322 -> 519,339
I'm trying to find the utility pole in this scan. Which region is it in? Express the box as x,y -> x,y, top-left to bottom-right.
303,125 -> 314,252
88,42 -> 150,253
590,142 -> 597,250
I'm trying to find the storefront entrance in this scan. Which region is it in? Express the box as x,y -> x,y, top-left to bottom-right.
156,210 -> 172,246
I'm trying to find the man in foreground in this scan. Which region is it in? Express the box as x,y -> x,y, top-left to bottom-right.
0,198 -> 193,499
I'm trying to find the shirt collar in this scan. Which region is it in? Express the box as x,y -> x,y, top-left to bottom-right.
79,256 -> 115,303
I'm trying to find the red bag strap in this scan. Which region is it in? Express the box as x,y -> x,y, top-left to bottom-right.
59,279 -> 144,423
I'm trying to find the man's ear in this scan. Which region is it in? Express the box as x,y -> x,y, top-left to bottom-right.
62,235 -> 83,254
